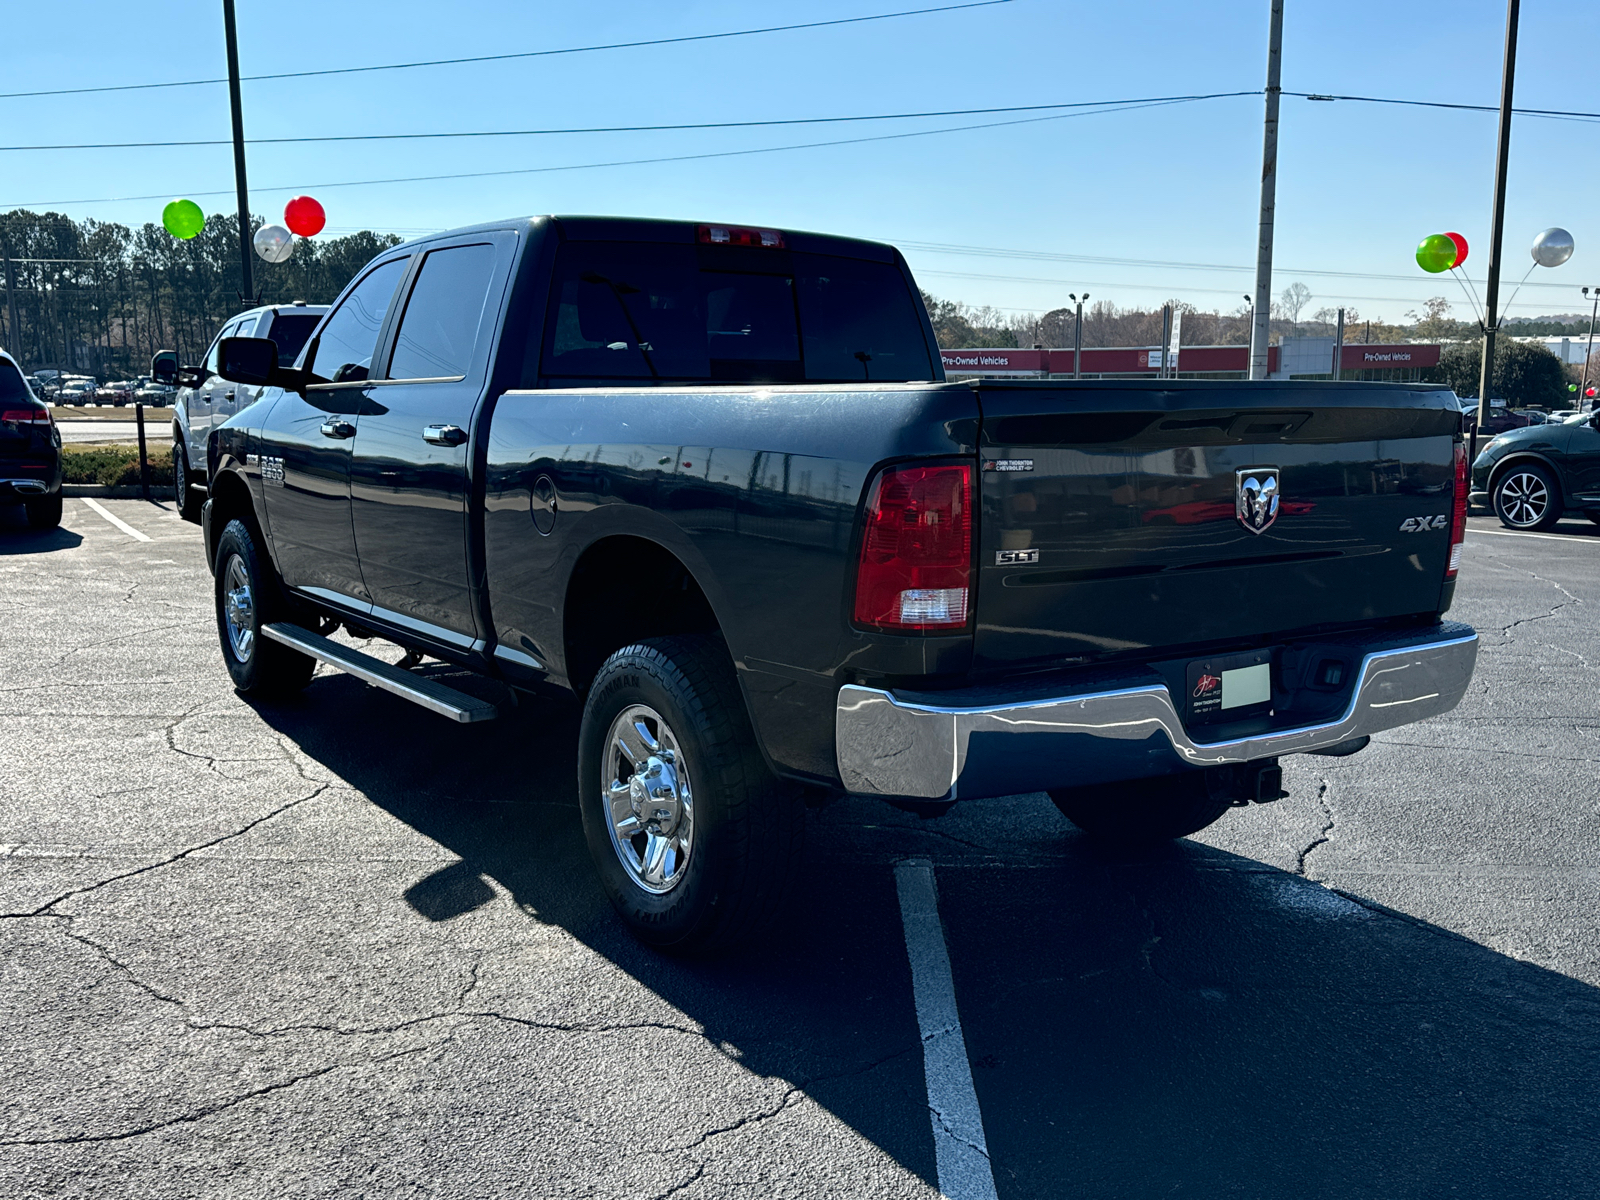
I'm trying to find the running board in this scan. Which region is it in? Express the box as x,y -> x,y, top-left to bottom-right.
260,622 -> 499,724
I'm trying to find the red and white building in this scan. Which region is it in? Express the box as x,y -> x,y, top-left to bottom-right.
940,339 -> 1443,383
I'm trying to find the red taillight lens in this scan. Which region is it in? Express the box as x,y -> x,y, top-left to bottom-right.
1446,441 -> 1468,578
696,224 -> 785,249
2,409 -> 49,425
853,463 -> 973,632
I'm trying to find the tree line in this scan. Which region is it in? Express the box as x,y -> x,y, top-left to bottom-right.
0,208 -> 402,378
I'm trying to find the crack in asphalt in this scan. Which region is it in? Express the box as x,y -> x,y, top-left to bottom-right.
0,783 -> 331,920
1295,778 -> 1335,878
1498,567 -> 1582,641
0,1045 -> 435,1148
651,1163 -> 707,1199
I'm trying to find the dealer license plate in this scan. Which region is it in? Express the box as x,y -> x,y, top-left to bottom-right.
1186,649 -> 1274,721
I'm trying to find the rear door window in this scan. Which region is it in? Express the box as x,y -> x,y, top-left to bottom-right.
536,242 -> 931,385
308,257 -> 409,383
386,243 -> 498,381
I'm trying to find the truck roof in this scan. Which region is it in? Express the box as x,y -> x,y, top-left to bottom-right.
392,215 -> 900,263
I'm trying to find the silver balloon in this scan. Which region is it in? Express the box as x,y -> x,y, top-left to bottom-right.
253,223 -> 295,264
1531,227 -> 1574,268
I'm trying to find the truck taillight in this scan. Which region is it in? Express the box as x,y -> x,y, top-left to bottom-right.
853,463 -> 972,632
1446,441 -> 1468,578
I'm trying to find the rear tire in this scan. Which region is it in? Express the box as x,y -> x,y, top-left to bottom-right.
1493,463 -> 1561,531
214,518 -> 314,697
24,493 -> 62,530
577,635 -> 803,953
1049,769 -> 1243,845
173,441 -> 203,524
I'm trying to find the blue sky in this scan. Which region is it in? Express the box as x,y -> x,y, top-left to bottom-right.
5,0 -> 1599,324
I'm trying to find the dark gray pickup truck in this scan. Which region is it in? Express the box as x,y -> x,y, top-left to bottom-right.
170,215 -> 1479,951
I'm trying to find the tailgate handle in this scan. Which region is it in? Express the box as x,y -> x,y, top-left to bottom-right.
1226,411 -> 1311,439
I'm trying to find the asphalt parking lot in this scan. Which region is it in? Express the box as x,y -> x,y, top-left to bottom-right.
2,499 -> 1598,1198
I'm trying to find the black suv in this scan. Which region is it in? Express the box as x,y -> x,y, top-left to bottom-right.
0,350 -> 63,529
1470,410 -> 1600,530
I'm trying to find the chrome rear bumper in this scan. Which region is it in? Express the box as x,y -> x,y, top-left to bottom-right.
836,624 -> 1478,800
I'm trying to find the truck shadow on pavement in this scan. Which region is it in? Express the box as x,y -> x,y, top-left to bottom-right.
250,671 -> 1600,1199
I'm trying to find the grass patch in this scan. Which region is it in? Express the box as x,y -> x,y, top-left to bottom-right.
61,444 -> 174,487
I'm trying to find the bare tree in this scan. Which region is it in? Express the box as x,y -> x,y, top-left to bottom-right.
1274,281 -> 1313,326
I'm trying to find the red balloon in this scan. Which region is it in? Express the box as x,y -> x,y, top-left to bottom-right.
1445,231 -> 1468,269
283,195 -> 326,237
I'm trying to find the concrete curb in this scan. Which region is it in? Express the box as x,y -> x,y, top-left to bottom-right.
61,484 -> 163,499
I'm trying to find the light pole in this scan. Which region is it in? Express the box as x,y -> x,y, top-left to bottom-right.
1249,0 -> 1284,380
1242,295 -> 1253,379
1581,286 -> 1599,408
1069,292 -> 1088,379
222,0 -> 255,307
1473,0 -> 1520,467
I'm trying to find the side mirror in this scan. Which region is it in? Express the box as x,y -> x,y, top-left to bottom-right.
218,336 -> 278,387
150,350 -> 178,385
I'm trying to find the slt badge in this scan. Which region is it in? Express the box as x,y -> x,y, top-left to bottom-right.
1235,467 -> 1280,534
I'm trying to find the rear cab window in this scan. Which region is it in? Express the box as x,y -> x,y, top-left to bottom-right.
264,312 -> 321,367
533,241 -> 933,385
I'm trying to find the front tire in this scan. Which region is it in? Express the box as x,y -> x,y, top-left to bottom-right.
577,635 -> 803,953
213,518 -> 314,697
1050,769 -> 1243,845
173,440 -> 203,524
1494,463 -> 1561,531
24,492 -> 62,530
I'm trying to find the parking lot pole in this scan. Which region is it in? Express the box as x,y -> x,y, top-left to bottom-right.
1475,0 -> 1520,447
135,402 -> 151,501
222,0 -> 255,308
1248,0 -> 1284,382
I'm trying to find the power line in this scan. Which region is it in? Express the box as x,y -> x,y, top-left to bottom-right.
0,94 -> 1248,153
0,93 -> 1242,210
1290,90 -> 1600,123
0,1 -> 1014,102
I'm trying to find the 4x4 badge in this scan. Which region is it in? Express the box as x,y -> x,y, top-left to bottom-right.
1235,467 -> 1280,534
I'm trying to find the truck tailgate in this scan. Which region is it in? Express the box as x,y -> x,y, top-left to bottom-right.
972,381 -> 1461,671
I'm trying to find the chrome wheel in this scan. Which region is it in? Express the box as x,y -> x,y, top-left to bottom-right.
601,704 -> 694,894
221,553 -> 255,663
1497,470 -> 1550,527
173,443 -> 187,501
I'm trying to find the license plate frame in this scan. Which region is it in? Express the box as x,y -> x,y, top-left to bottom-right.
1186,647 -> 1275,723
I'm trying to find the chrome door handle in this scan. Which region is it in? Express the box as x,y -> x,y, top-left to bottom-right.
319,419 -> 356,439
422,424 -> 467,447
224,391 -> 235,401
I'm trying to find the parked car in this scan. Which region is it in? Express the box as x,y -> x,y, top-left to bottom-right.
160,301 -> 328,521
0,349 -> 62,529
191,214 -> 1479,951
134,383 -> 174,406
1471,409 -> 1600,529
57,379 -> 96,405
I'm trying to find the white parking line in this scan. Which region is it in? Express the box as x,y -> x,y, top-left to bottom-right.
895,859 -> 998,1200
1468,528 -> 1600,544
79,497 -> 152,542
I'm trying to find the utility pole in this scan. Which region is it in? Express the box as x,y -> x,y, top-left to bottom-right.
0,236 -> 20,359
1475,0 -> 1520,459
223,0 -> 255,307
1581,286 -> 1598,407
1070,292 -> 1087,378
1332,307 -> 1345,380
1249,0 -> 1284,381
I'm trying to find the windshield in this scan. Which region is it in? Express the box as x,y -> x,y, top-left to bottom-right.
536,241 -> 933,384
266,312 -> 321,366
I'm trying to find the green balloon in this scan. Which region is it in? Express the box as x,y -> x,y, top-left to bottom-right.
1416,233 -> 1457,274
162,199 -> 204,240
